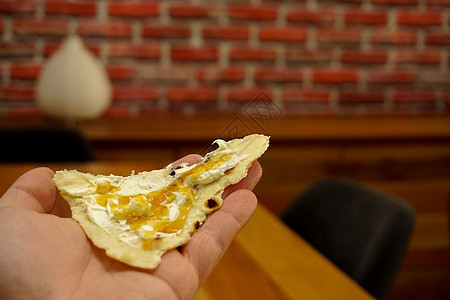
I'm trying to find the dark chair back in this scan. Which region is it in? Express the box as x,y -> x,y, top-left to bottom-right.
0,126 -> 95,162
281,179 -> 415,300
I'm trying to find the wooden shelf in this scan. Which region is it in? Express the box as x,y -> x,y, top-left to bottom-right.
78,114 -> 450,142
3,114 -> 450,143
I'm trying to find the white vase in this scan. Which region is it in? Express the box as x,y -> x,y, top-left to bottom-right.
37,35 -> 112,119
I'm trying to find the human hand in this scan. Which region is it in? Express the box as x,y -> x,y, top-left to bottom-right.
0,155 -> 261,299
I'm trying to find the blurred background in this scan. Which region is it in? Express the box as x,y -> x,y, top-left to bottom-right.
0,0 -> 449,299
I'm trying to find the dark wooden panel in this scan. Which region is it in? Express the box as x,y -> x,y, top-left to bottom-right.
92,141 -> 175,163
365,180 -> 449,213
388,267 -> 450,300
339,143 -> 450,180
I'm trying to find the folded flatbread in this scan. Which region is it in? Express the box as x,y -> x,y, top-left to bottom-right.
53,134 -> 269,269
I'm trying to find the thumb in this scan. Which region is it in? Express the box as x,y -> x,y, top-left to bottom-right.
0,167 -> 57,213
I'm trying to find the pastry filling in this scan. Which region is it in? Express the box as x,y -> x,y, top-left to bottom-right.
86,151 -> 236,250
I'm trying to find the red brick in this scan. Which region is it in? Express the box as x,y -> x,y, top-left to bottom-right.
369,70 -> 415,84
106,64 -> 135,80
228,5 -> 278,20
46,1 -> 96,16
282,89 -> 331,102
202,25 -> 250,40
313,69 -> 359,84
142,24 -> 190,39
112,86 -> 158,101
170,4 -> 219,19
108,43 -> 160,59
108,2 -> 159,18
171,46 -> 218,61
13,19 -> 69,36
395,51 -> 441,65
287,9 -> 335,24
425,32 -> 450,45
8,106 -> 42,118
339,91 -> 385,103
259,26 -> 308,43
227,87 -> 274,102
44,42 -> 101,57
229,46 -> 277,61
317,29 -> 362,45
0,0 -> 36,13
285,49 -> 333,64
392,90 -> 437,103
263,0 -> 306,1
397,11 -> 442,26
341,50 -> 388,64
43,43 -> 60,57
332,0 -> 364,3
345,9 -> 387,25
10,62 -> 42,79
0,19 -> 3,34
0,85 -> 35,101
78,21 -> 132,38
427,0 -> 450,5
0,41 -> 36,57
261,0 -> 306,2
167,87 -> 218,102
371,30 -> 417,45
372,0 -> 418,5
197,67 -> 245,84
254,68 -> 303,83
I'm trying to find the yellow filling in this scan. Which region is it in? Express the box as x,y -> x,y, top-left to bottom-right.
94,153 -> 232,250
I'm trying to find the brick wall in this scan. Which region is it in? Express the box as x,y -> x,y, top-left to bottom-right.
0,0 -> 449,118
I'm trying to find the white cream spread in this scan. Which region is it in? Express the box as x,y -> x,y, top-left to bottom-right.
86,203 -> 114,231
167,192 -> 186,221
62,138 -> 243,249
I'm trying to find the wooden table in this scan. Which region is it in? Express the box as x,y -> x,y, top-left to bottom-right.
0,162 -> 373,300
